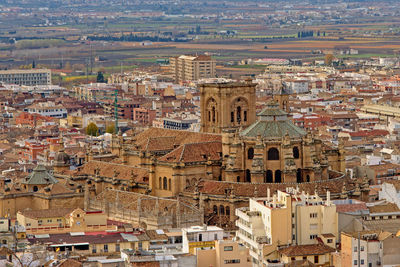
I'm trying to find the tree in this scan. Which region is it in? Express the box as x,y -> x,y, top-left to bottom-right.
325,54 -> 334,66
106,124 -> 115,134
96,71 -> 105,83
86,122 -> 98,136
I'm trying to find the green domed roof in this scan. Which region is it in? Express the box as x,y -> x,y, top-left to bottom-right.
240,101 -> 306,139
22,165 -> 59,185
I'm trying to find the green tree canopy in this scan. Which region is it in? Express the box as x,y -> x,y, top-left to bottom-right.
97,71 -> 105,83
86,122 -> 99,136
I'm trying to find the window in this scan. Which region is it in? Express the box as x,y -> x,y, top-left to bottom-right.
314,256 -> 319,264
245,169 -> 251,182
265,170 -> 273,183
360,246 -> 364,251
361,259 -> 364,265
354,247 -> 357,252
275,170 -> 282,183
226,206 -> 230,216
231,112 -> 234,123
168,179 -> 171,190
104,244 -> 108,252
293,146 -> 300,159
354,260 -> 357,265
92,246 -> 97,254
310,213 -> 318,218
159,177 -> 162,189
163,177 -> 168,190
247,147 -> 254,160
224,246 -> 233,251
224,259 -> 240,264
267,148 -> 279,160
220,205 -> 225,215
47,219 -> 52,223
237,106 -> 241,123
244,111 -> 247,122
2,240 -> 6,244
310,235 -> 317,240
38,220 -> 42,225
116,243 -> 120,252
327,239 -> 333,243
213,205 -> 218,214
214,233 -> 218,240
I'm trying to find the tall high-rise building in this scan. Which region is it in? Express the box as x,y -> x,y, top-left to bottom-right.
169,55 -> 216,83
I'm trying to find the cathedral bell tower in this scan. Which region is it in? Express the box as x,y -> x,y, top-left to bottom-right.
200,79 -> 257,133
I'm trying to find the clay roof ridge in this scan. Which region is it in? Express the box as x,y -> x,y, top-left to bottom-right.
179,144 -> 186,162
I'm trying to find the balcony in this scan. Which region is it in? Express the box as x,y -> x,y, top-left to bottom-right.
236,230 -> 260,250
235,220 -> 253,235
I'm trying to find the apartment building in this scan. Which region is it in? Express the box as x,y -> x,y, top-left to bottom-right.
169,55 -> 216,83
0,69 -> 51,86
235,189 -> 338,265
341,231 -> 400,267
182,225 -> 224,254
197,240 -> 252,267
24,102 -> 67,118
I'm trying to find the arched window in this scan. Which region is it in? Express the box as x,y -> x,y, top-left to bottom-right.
168,179 -> 171,190
33,186 -> 38,192
218,175 -> 222,181
231,112 -> 234,123
237,176 -> 240,182
245,169 -> 251,183
247,147 -> 254,160
226,206 -> 230,216
163,177 -> 168,190
275,170 -> 282,183
220,205 -> 225,215
265,170 -> 273,183
306,175 -> 310,182
213,205 -> 218,214
208,111 -> 211,122
244,111 -> 247,122
293,147 -> 300,159
237,106 -> 241,123
212,106 -> 216,122
159,177 -> 162,189
268,148 -> 279,160
297,169 -> 302,183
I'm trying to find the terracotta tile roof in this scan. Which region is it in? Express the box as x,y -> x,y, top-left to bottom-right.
145,230 -> 168,241
133,128 -> 221,152
189,172 -> 352,197
158,141 -> 222,163
79,161 -> 149,184
368,203 -> 400,214
57,258 -> 83,267
19,208 -> 75,219
336,203 -> 368,213
278,243 -> 335,256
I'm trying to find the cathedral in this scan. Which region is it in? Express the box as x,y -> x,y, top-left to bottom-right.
55,79 -> 357,230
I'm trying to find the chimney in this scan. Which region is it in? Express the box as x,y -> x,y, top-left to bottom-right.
272,195 -> 277,208
326,191 -> 331,206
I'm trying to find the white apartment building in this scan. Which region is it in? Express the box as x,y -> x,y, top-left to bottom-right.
182,225 -> 224,254
24,102 -> 67,118
235,189 -> 338,266
0,69 -> 51,86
